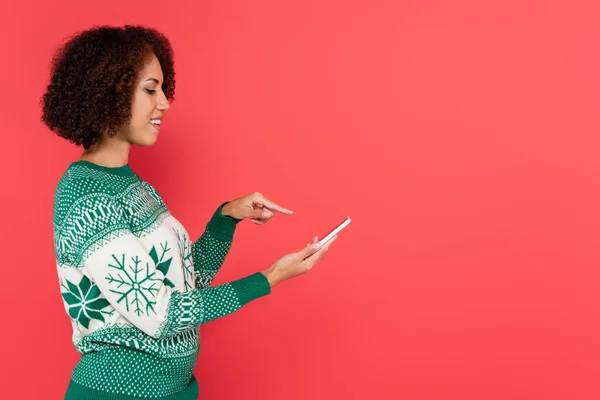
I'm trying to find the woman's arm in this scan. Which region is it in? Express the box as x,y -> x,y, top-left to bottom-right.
191,202 -> 241,288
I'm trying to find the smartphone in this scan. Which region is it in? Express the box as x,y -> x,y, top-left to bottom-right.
319,217 -> 351,246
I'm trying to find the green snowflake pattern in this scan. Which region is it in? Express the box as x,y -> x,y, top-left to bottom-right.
61,275 -> 113,330
149,241 -> 175,288
106,242 -> 173,317
106,254 -> 161,316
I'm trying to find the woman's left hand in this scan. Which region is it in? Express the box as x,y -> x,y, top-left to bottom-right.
221,192 -> 294,225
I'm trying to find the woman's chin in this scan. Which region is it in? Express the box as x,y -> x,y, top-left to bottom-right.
131,135 -> 158,147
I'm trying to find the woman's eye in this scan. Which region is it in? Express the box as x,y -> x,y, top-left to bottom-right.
146,89 -> 157,94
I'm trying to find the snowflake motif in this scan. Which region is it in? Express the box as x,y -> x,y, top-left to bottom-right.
106,252 -> 164,316
61,275 -> 113,330
173,228 -> 194,291
149,241 -> 175,288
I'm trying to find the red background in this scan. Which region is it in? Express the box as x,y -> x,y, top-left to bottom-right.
2,0 -> 600,399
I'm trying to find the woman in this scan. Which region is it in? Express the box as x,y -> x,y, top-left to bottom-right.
42,25 -> 337,400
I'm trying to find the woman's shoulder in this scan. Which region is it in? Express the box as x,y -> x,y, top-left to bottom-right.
55,165 -> 114,202
53,162 -> 126,221
55,160 -> 143,198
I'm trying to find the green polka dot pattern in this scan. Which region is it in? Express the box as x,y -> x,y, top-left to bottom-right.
72,345 -> 199,397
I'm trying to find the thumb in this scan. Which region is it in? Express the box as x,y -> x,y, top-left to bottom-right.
300,240 -> 321,259
253,209 -> 265,219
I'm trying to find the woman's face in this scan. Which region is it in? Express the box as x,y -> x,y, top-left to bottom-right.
121,53 -> 170,146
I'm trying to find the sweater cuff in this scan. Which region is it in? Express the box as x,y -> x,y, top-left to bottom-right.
230,272 -> 271,306
206,202 -> 243,241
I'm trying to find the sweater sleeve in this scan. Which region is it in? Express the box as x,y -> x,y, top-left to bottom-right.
58,182 -> 271,339
191,202 -> 242,288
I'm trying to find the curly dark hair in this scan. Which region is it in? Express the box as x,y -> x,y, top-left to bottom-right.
41,25 -> 176,150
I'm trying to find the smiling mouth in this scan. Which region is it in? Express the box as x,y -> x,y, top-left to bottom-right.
150,119 -> 162,132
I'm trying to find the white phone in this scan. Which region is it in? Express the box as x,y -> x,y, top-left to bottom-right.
319,217 -> 351,246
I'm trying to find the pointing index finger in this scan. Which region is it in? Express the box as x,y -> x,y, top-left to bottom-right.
256,194 -> 294,215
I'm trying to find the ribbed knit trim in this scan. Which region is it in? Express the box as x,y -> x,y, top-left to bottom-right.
65,375 -> 199,400
231,272 -> 272,305
205,202 -> 242,241
70,160 -> 135,177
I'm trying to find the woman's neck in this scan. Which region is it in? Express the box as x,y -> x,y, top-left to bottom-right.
80,134 -> 132,167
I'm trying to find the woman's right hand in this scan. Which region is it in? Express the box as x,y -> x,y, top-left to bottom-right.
262,235 -> 338,287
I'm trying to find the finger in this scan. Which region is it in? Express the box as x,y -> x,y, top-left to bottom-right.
251,216 -> 269,225
303,235 -> 337,264
262,209 -> 275,220
303,237 -> 320,249
299,240 -> 322,259
251,212 -> 274,227
300,235 -> 336,262
255,194 -> 294,215
252,208 -> 274,219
